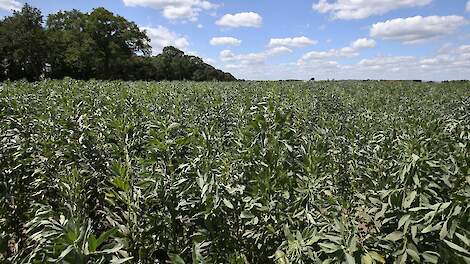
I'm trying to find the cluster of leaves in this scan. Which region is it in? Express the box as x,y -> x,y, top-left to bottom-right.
0,79 -> 469,263
0,5 -> 236,82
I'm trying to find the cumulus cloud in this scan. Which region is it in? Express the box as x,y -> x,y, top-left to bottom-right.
467,0 -> 470,11
203,57 -> 216,65
421,45 -> 470,69
219,46 -> 291,66
220,50 -> 265,65
223,60 -> 341,80
351,38 -> 376,49
0,0 -> 21,11
123,0 -> 216,21
352,46 -> 470,79
141,26 -> 189,54
358,56 -> 416,70
266,46 -> 293,55
225,44 -> 470,80
312,0 -> 431,20
370,16 -> 467,44
210,37 -> 242,46
219,50 -> 235,61
268,36 -> 317,48
216,12 -> 262,28
301,47 -> 358,61
340,44 -> 470,80
300,37 -> 375,62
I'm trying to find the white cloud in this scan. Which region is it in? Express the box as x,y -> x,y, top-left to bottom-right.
358,56 -> 416,69
268,36 -> 317,48
219,46 -> 291,66
467,0 -> 470,11
300,37 -> 375,62
197,24 -> 203,29
203,57 -> 216,64
220,50 -> 265,65
351,46 -> 470,79
141,26 -> 189,54
210,37 -> 242,46
370,16 -> 467,44
225,44 -> 470,80
266,46 -> 293,55
216,12 -> 262,28
0,0 -> 21,11
351,38 -> 376,49
301,47 -> 358,61
123,0 -> 216,21
223,61 -> 341,80
220,50 -> 236,61
313,0 -> 431,20
341,44 -> 470,80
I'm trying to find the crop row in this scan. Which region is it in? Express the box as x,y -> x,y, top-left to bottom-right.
1,80 -> 469,263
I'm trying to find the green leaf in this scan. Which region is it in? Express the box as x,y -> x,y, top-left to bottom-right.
384,231 -> 403,242
274,250 -> 288,264
368,251 -> 385,263
403,191 -> 417,209
362,254 -> 373,264
167,122 -> 180,131
422,251 -> 439,263
411,225 -> 418,240
443,240 -> 470,255
345,253 -> 355,264
112,177 -> 129,192
283,225 -> 295,242
169,254 -> 186,264
223,198 -> 234,209
398,214 -> 410,230
439,221 -> 448,240
95,242 -> 124,254
406,248 -> 420,262
422,223 -> 441,234
110,256 -> 134,264
88,234 -> 98,253
96,228 -> 117,250
456,233 -> 470,247
56,244 -> 74,261
318,243 -> 341,253
240,211 -> 254,219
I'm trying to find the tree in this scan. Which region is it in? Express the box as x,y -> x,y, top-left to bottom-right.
0,5 -> 236,82
0,4 -> 47,81
153,46 -> 237,82
85,8 -> 150,79
46,8 -> 151,80
46,10 -> 94,79
0,20 -> 5,81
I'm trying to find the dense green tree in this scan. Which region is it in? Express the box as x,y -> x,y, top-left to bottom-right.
150,46 -> 236,81
0,4 -> 47,81
0,5 -> 236,82
46,10 -> 94,79
0,20 -> 5,81
85,8 -> 150,79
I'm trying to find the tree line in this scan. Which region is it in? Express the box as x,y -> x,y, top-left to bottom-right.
0,5 -> 237,82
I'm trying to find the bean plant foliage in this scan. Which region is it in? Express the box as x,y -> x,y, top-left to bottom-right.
0,79 -> 469,263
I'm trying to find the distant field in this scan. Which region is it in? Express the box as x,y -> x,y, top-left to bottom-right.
1,80 -> 469,263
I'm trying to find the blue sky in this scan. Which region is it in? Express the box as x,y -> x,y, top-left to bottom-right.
1,0 -> 470,80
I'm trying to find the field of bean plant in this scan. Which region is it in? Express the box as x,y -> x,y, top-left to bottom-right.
1,79 -> 469,263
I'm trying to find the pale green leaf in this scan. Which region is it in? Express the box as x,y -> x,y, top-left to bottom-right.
384,231 -> 403,242
223,198 -> 234,209
403,191 -> 417,209
443,240 -> 469,255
